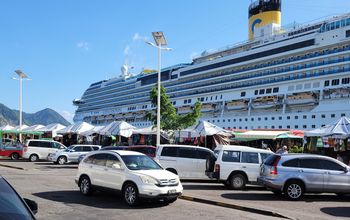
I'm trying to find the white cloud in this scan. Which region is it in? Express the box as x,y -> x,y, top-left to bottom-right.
123,45 -> 130,55
132,33 -> 148,42
60,110 -> 74,123
76,41 -> 89,51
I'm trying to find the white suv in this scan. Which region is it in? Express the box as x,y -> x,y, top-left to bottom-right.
206,145 -> 274,189
22,139 -> 66,162
75,150 -> 183,206
155,144 -> 215,179
48,145 -> 101,164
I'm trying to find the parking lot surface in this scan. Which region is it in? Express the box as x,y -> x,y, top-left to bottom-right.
0,160 -> 349,220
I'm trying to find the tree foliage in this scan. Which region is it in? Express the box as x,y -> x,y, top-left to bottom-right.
146,84 -> 202,131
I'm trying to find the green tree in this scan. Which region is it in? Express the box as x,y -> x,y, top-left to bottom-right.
146,84 -> 202,131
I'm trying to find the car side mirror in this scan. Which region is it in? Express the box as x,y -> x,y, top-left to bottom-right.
59,146 -> 66,150
343,167 -> 349,173
24,198 -> 38,215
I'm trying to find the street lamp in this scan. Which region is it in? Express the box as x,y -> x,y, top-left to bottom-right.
146,32 -> 172,147
13,70 -> 30,142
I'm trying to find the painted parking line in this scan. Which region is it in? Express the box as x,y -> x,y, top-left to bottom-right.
0,163 -> 25,170
179,195 -> 293,220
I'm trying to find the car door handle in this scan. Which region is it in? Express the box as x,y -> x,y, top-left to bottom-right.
104,168 -> 108,171
242,166 -> 246,168
298,170 -> 304,172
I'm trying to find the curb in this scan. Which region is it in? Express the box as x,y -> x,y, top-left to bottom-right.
0,163 -> 25,170
179,195 -> 293,219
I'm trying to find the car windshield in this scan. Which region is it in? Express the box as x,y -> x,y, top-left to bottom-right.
0,178 -> 34,220
121,155 -> 162,170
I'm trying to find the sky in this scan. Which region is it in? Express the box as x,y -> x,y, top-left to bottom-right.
1,0 -> 349,123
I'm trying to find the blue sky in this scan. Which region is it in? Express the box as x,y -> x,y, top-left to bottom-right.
1,0 -> 349,123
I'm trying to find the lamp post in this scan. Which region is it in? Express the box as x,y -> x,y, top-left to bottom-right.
146,32 -> 172,147
13,70 -> 30,142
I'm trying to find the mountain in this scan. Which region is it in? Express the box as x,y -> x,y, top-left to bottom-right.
0,103 -> 71,127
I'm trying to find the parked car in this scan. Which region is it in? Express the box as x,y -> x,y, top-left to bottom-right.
22,139 -> 66,162
0,140 -> 23,160
205,145 -> 274,189
0,175 -> 38,219
76,150 -> 183,206
100,146 -> 129,151
258,154 -> 350,200
155,144 -> 215,179
127,145 -> 157,158
48,145 -> 101,165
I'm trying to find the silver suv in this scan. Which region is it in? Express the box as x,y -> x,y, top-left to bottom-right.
48,145 -> 101,164
258,154 -> 350,200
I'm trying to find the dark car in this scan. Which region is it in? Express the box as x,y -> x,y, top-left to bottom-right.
127,145 -> 157,158
99,146 -> 129,151
0,176 -> 38,219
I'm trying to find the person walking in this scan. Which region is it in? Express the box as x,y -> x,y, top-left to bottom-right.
276,145 -> 288,154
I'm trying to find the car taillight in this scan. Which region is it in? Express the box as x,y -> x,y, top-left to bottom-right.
214,164 -> 220,173
23,145 -> 28,152
270,156 -> 281,175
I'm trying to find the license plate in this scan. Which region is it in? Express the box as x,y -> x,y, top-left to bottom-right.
168,189 -> 176,194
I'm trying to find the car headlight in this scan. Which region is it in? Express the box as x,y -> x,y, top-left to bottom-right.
139,175 -> 159,185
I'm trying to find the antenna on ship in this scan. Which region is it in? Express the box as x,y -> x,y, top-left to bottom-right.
120,62 -> 134,79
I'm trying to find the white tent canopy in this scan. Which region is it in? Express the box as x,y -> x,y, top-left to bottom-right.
38,123 -> 66,132
80,126 -> 104,136
57,122 -> 94,135
305,117 -> 350,138
22,125 -> 45,132
0,125 -> 14,131
133,126 -> 157,135
97,121 -> 136,138
12,125 -> 29,131
194,121 -> 232,136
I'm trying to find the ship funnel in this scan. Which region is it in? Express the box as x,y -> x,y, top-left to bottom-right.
248,0 -> 281,41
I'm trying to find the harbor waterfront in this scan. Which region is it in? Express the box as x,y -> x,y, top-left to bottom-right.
73,0 -> 350,131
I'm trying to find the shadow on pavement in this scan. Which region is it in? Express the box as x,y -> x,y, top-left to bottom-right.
221,192 -> 350,202
320,207 -> 350,217
33,190 -> 170,209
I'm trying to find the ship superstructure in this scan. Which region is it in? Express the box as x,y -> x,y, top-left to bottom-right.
74,0 -> 350,130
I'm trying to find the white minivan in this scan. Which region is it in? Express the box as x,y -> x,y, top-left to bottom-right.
22,139 -> 66,162
155,144 -> 215,179
206,145 -> 274,189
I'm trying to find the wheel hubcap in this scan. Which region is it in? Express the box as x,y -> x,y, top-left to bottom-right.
125,186 -> 136,204
81,179 -> 89,194
233,177 -> 243,188
59,157 -> 66,164
31,155 -> 37,161
287,184 -> 302,198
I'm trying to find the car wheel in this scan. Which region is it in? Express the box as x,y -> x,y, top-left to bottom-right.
205,156 -> 215,172
79,176 -> 93,196
229,174 -> 246,190
10,153 -> 20,160
57,156 -> 67,165
123,183 -> 139,206
284,181 -> 304,200
29,154 -> 39,162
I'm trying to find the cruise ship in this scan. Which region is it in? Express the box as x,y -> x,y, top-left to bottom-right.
73,0 -> 350,131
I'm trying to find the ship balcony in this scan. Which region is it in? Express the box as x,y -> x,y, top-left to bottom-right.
177,107 -> 192,114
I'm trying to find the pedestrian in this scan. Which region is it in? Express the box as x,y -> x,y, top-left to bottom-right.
276,145 -> 288,154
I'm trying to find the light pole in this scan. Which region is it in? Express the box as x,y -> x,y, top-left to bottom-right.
146,32 -> 172,147
13,70 -> 30,142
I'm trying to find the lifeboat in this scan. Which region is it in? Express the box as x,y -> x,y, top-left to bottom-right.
201,103 -> 215,112
252,96 -> 278,109
286,92 -> 316,105
177,106 -> 192,114
226,100 -> 247,110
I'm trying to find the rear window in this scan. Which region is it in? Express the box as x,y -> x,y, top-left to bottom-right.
197,149 -> 212,159
260,153 -> 273,163
241,152 -> 259,164
264,155 -> 280,166
222,150 -> 240,162
282,158 -> 299,167
178,147 -> 197,159
40,141 -> 52,148
130,147 -> 156,155
160,147 -> 178,157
